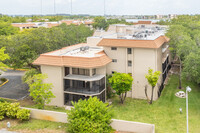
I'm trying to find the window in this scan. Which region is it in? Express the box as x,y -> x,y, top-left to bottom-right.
92,69 -> 96,75
111,47 -> 117,50
112,71 -> 115,74
127,48 -> 132,54
128,60 -> 132,67
72,68 -> 90,76
112,59 -> 117,62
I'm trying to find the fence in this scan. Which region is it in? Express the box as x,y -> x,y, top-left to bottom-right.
21,107 -> 155,133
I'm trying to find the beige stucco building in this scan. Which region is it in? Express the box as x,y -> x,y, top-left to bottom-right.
33,23 -> 170,106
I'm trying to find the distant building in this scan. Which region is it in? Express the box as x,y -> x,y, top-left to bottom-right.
12,20 -> 94,30
33,24 -> 170,106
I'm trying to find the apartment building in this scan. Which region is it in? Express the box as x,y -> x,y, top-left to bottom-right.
33,23 -> 170,106
12,20 -> 94,30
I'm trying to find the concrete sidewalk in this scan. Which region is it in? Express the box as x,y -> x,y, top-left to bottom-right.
0,128 -> 18,133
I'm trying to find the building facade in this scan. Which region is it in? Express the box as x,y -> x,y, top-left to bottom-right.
33,23 -> 170,106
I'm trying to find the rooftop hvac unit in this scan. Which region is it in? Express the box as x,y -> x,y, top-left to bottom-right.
80,47 -> 86,51
85,46 -> 89,50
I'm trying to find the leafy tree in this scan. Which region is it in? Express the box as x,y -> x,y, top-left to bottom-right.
145,68 -> 161,104
183,49 -> 200,84
29,74 -> 55,109
109,72 -> 133,104
92,16 -> 108,30
22,69 -> 40,84
106,74 -> 114,99
0,22 -> 19,35
67,97 -> 113,133
0,47 -> 9,71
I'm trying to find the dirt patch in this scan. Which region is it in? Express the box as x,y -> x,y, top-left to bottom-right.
17,97 -> 35,107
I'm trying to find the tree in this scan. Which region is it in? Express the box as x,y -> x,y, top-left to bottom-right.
109,72 -> 133,104
0,22 -> 19,36
145,68 -> 161,104
183,49 -> 200,84
67,97 -> 113,133
29,74 -> 55,109
92,16 -> 108,30
0,47 -> 9,71
22,69 -> 40,84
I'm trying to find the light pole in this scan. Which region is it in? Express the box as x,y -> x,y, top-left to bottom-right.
186,86 -> 192,133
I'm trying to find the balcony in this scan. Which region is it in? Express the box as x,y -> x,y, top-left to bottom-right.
64,84 -> 105,95
64,76 -> 105,95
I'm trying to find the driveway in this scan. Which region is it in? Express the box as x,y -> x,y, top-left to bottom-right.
0,69 -> 29,100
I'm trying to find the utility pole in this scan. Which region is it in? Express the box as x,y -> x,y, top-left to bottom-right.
186,86 -> 192,133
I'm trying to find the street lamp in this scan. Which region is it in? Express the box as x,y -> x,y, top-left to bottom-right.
186,86 -> 192,133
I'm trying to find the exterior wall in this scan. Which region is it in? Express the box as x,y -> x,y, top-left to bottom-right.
41,65 -> 64,106
104,47 -> 127,74
103,47 -> 132,97
22,107 -> 155,133
132,48 -> 158,100
87,37 -> 102,47
96,66 -> 106,75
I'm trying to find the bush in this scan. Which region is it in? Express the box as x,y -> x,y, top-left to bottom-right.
6,102 -> 20,118
0,98 -> 6,103
17,109 -> 31,121
67,97 -> 113,133
0,102 -> 9,120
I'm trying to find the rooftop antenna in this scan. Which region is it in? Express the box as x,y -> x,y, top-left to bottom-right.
41,0 -> 43,15
104,0 -> 106,17
54,0 -> 56,15
71,0 -> 73,15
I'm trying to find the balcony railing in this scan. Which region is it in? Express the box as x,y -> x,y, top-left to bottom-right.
64,84 -> 105,95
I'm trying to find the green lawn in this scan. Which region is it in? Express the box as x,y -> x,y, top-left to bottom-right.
0,119 -> 66,133
24,104 -> 67,113
112,75 -> 200,133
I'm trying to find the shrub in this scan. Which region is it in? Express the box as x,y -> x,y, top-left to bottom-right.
0,102 -> 9,120
67,97 -> 113,133
6,102 -> 20,118
17,109 -> 31,121
0,98 -> 6,103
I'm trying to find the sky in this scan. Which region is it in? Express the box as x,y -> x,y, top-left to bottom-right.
0,0 -> 200,15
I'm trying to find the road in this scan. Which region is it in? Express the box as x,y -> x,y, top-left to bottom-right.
0,69 -> 29,100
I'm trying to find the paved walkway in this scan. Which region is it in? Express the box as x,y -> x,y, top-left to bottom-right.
0,129 -> 18,133
0,69 -> 29,100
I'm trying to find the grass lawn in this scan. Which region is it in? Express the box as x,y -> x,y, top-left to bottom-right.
112,74 -> 200,133
0,119 -> 67,133
24,104 -> 67,113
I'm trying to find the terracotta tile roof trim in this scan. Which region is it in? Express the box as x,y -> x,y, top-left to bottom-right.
97,35 -> 170,49
33,50 -> 112,68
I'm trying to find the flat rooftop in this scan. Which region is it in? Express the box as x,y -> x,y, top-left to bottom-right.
45,44 -> 103,58
93,24 -> 167,41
